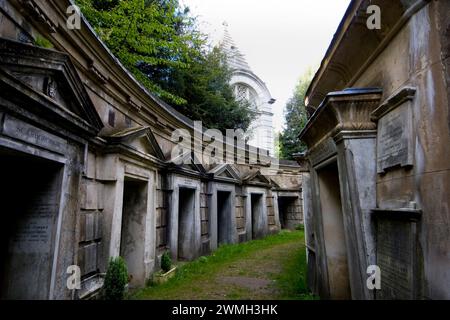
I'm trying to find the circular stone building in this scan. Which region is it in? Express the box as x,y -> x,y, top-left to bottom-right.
220,26 -> 276,156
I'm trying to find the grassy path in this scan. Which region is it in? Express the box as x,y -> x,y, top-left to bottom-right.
133,230 -> 315,300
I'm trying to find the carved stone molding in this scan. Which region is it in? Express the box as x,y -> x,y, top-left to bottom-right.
299,88 -> 383,149
19,0 -> 58,33
371,87 -> 416,121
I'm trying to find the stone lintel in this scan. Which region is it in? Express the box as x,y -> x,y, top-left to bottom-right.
333,130 -> 378,144
371,208 -> 422,222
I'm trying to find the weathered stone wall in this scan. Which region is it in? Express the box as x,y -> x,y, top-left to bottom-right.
235,187 -> 247,242
200,182 -> 210,255
266,191 -> 276,233
0,0 -> 303,299
79,154 -> 104,283
351,2 -> 450,300
156,173 -> 168,252
301,0 -> 450,300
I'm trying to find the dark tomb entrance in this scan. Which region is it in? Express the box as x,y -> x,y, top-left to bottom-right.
217,191 -> 232,245
120,179 -> 148,287
278,196 -> 298,230
317,162 -> 351,299
178,188 -> 196,261
0,147 -> 63,300
251,193 -> 264,239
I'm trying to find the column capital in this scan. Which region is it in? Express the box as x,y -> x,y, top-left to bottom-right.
299,88 -> 383,149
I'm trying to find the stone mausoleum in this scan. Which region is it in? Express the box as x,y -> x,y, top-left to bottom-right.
221,25 -> 276,156
299,0 -> 450,300
0,0 -> 305,299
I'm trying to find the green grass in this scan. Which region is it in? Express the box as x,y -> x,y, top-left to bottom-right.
133,230 -> 316,300
275,241 -> 315,300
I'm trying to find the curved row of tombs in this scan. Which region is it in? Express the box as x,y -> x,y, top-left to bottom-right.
0,0 -> 306,299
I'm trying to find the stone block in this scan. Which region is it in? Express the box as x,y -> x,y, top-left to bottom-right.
95,213 -> 102,239
156,174 -> 163,189
78,243 -> 98,276
238,233 -> 247,243
160,209 -> 167,226
156,209 -> 168,227
96,155 -> 118,181
156,209 -> 162,227
81,181 -> 98,210
85,213 -> 95,242
156,228 -> 167,247
201,207 -> 208,220
86,151 -> 96,179
200,194 -> 207,207
97,183 -> 104,210
237,218 -> 245,229
237,196 -> 244,207
157,190 -> 164,208
236,207 -> 243,218
80,213 -> 102,242
201,221 -> 209,236
268,216 -> 276,226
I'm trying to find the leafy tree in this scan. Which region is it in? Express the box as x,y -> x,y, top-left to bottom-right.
170,47 -> 254,132
76,0 -> 254,131
279,68 -> 315,160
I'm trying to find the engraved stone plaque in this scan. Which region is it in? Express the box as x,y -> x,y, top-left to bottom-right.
3,114 -> 66,153
376,101 -> 414,173
377,219 -> 416,299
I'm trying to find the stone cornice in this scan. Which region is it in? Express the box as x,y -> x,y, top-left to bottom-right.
371,87 -> 417,121
11,0 -> 196,132
305,0 -> 431,109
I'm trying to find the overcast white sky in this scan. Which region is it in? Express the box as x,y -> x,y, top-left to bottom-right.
181,0 -> 351,132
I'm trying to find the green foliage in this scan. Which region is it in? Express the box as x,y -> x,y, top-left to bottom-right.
275,240 -> 317,300
76,0 -> 253,131
279,68 -> 315,160
34,35 -> 53,49
295,224 -> 305,231
103,257 -> 128,300
169,47 -> 255,132
133,230 -> 312,300
92,0 -> 119,11
161,251 -> 172,273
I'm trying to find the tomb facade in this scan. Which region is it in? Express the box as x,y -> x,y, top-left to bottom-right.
300,0 -> 450,300
0,0 -> 306,299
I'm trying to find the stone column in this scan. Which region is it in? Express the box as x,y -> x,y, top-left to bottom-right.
329,91 -> 382,300
300,88 -> 383,300
334,132 -> 377,300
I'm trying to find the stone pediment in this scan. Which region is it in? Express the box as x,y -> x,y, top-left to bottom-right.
269,178 -> 281,189
168,151 -> 206,174
208,164 -> 241,183
0,38 -> 103,134
242,170 -> 271,187
103,126 -> 165,161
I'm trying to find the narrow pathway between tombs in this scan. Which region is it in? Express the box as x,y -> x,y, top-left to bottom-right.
133,230 -> 315,300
